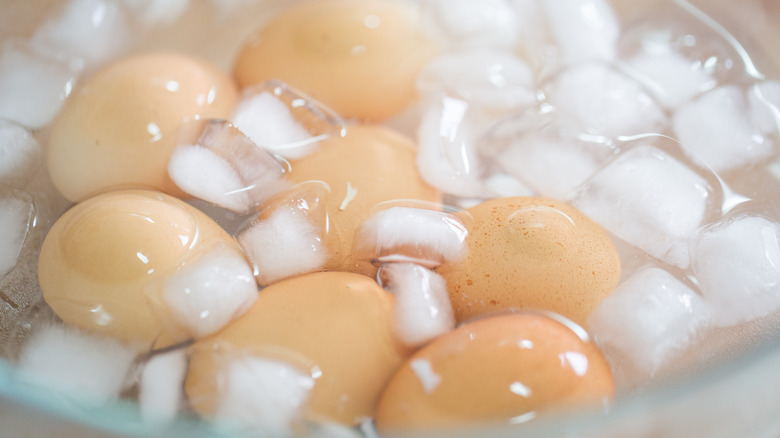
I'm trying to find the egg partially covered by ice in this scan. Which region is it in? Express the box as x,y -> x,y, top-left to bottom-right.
437,197 -> 621,326
38,190 -> 257,348
233,0 -> 438,121
47,53 -> 237,202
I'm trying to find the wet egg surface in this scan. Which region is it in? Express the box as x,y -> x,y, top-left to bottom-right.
375,312 -> 614,431
437,197 -> 621,326
47,52 -> 237,202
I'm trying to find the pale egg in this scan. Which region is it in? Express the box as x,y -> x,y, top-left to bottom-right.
437,197 -> 621,326
47,52 -> 237,202
233,0 -> 438,121
185,271 -> 410,426
287,124 -> 441,278
375,312 -> 614,431
38,190 -> 253,347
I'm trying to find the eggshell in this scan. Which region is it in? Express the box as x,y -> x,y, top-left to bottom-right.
287,125 -> 441,277
38,190 -> 245,347
47,52 -> 237,202
375,312 -> 614,431
436,197 -> 621,326
185,271 -> 410,426
233,0 -> 437,121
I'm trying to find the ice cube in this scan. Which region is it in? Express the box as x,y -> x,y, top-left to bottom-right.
544,62 -> 666,138
570,144 -> 711,268
0,40 -> 79,129
416,49 -> 536,111
380,263 -> 455,348
138,349 -> 187,424
16,324 -> 136,405
214,356 -> 314,436
231,81 -> 346,160
692,215 -> 780,327
0,120 -> 41,186
541,0 -> 619,64
748,80 -> 780,136
119,0 -> 190,27
355,206 -> 468,268
155,244 -> 257,339
0,191 -> 35,280
673,85 -> 775,173
426,0 -> 520,48
626,50 -> 716,109
488,112 -> 617,200
416,95 -> 492,198
168,120 -> 290,213
587,267 -> 712,376
237,183 -> 330,286
31,0 -> 132,68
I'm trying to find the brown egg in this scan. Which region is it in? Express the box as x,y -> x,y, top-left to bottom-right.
437,197 -> 621,326
233,0 -> 438,121
185,271 -> 410,425
38,190 -> 248,347
375,312 -> 614,431
47,52 -> 237,202
287,125 -> 441,277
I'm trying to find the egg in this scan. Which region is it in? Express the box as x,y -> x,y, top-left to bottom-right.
437,197 -> 621,326
185,271 -> 410,426
233,0 -> 438,121
37,190 -> 249,347
47,53 -> 237,202
287,124 -> 441,277
374,312 -> 614,431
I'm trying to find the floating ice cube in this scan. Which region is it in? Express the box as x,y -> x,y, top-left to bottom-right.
0,40 -> 79,130
587,267 -> 712,376
489,113 -> 617,200
692,216 -> 780,327
748,80 -> 780,136
119,0 -> 190,27
237,183 -> 330,286
426,0 -> 520,48
570,145 -> 711,268
0,120 -> 41,185
138,349 -> 187,424
673,85 -> 775,173
381,263 -> 455,348
545,62 -> 666,137
626,50 -> 716,109
214,356 -> 314,437
416,95 -> 492,198
156,244 -> 257,339
169,120 -> 290,213
0,191 -> 35,280
355,206 -> 468,268
32,0 -> 132,68
232,81 -> 346,160
16,324 -> 136,405
417,49 -> 536,111
541,0 -> 619,64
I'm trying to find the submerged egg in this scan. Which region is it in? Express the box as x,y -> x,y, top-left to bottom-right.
38,190 -> 252,347
437,197 -> 621,326
287,124 -> 441,277
375,312 -> 614,431
233,0 -> 438,121
47,53 -> 237,202
185,271 -> 409,426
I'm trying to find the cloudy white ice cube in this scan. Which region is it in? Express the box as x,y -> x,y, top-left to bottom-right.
426,0 -> 520,48
570,145 -> 710,268
0,120 -> 41,186
0,40 -> 79,130
692,215 -> 780,327
626,49 -> 716,109
541,0 -> 619,64
587,267 -> 712,376
138,349 -> 187,424
381,263 -> 455,348
159,244 -> 257,338
673,85 -> 776,173
16,325 -> 136,405
0,192 -> 35,280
